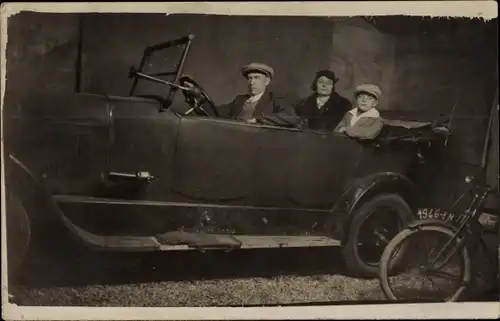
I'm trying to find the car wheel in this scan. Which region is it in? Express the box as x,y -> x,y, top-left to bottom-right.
6,192 -> 31,282
342,193 -> 413,278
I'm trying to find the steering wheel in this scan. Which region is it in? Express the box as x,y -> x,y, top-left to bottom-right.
179,75 -> 219,117
134,94 -> 173,109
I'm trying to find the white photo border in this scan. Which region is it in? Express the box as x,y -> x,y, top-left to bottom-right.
1,1 -> 498,320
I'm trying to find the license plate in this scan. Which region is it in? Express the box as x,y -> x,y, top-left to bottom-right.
416,208 -> 459,222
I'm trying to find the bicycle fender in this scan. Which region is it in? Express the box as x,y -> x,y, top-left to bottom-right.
407,219 -> 459,232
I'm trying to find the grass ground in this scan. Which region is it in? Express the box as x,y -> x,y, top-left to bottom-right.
9,247 -> 387,306
8,235 -> 498,307
11,274 -> 385,306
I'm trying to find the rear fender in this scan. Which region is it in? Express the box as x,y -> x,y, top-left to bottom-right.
327,172 -> 418,242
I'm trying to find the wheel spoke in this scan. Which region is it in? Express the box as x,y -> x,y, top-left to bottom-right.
355,206 -> 407,266
373,229 -> 390,245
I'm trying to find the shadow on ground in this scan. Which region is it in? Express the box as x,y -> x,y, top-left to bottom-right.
13,246 -> 347,289
9,238 -> 498,305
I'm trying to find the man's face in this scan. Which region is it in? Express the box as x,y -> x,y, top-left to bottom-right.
356,93 -> 378,112
246,72 -> 270,96
316,76 -> 334,96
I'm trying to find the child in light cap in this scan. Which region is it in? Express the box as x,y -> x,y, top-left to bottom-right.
335,84 -> 383,140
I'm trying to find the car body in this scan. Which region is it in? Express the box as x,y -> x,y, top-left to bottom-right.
3,34 -> 452,278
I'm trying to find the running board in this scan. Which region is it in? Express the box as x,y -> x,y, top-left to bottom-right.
62,216 -> 340,252
156,231 -> 341,249
234,235 -> 340,249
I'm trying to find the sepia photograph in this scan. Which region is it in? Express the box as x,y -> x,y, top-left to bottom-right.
1,1 -> 498,320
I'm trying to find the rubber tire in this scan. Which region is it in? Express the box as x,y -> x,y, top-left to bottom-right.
6,192 -> 31,282
379,225 -> 471,302
342,193 -> 414,278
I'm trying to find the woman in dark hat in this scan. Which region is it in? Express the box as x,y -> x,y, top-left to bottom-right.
295,70 -> 352,131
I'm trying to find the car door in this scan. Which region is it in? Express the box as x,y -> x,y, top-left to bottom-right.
245,125 -> 364,236
170,117 -> 260,204
104,96 -> 180,200
284,130 -> 364,209
54,96 -> 183,236
250,125 -> 299,207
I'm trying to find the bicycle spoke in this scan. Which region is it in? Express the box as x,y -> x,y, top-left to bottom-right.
423,268 -> 461,285
381,226 -> 468,302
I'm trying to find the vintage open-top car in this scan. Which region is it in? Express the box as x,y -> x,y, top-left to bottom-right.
3,34 -> 452,280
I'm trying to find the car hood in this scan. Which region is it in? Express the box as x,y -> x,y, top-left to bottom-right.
3,92 -> 113,143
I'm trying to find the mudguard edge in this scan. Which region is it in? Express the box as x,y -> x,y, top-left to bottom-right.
327,172 -> 419,243
5,154 -> 68,232
407,219 -> 459,232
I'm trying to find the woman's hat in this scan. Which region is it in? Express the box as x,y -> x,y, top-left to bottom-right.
315,69 -> 339,83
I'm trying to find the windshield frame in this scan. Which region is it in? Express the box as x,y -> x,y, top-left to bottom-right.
128,34 -> 195,104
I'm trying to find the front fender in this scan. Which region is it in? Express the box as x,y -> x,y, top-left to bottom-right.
327,172 -> 418,242
4,153 -> 96,252
4,154 -> 62,225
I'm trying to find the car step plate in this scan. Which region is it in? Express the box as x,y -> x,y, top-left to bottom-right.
155,231 -> 340,251
156,231 -> 242,250
232,235 -> 340,249
65,217 -> 340,251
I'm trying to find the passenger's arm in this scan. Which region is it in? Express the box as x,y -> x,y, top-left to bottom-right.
256,95 -> 300,127
192,98 -> 236,118
345,117 -> 384,140
215,100 -> 236,118
334,114 -> 349,133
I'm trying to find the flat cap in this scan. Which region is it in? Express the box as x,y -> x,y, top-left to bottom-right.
242,63 -> 274,79
355,84 -> 382,100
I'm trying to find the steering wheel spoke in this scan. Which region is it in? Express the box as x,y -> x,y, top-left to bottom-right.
179,76 -> 219,117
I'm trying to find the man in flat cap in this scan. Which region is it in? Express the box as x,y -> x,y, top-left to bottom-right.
335,84 -> 384,140
295,69 -> 352,131
186,63 -> 298,127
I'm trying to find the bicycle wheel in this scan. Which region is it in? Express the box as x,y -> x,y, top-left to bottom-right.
379,225 -> 471,302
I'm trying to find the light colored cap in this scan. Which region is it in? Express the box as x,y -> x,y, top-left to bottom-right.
242,63 -> 274,79
355,84 -> 382,100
